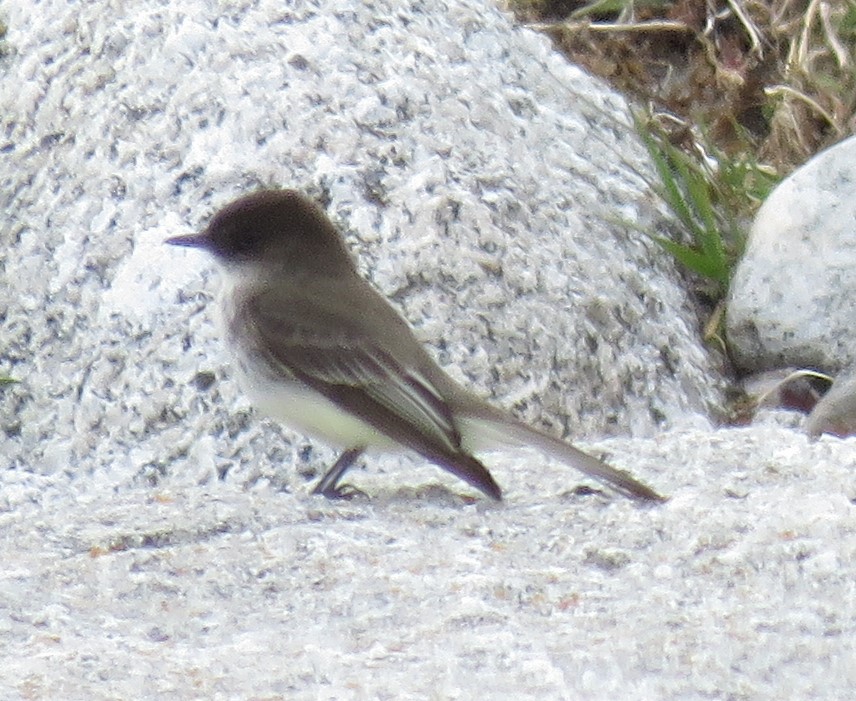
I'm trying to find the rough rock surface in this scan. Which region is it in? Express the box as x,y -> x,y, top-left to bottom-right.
1,0 -> 721,504
2,426 -> 854,700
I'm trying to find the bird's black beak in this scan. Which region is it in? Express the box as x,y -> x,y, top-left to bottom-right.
165,231 -> 210,249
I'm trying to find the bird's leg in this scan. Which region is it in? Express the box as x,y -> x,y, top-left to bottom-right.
312,447 -> 366,499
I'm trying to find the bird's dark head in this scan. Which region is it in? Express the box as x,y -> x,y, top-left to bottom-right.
167,189 -> 355,276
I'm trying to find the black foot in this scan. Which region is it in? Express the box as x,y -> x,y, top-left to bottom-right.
312,482 -> 368,500
311,447 -> 366,499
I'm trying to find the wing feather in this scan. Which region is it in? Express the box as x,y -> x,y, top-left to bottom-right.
246,291 -> 462,456
235,283 -> 501,499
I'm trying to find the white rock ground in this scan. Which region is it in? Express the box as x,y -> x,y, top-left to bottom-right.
1,0 -> 854,699
2,426 -> 855,700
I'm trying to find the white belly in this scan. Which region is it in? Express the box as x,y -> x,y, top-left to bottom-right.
239,370 -> 400,450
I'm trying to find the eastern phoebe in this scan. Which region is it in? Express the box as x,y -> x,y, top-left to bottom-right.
167,189 -> 664,502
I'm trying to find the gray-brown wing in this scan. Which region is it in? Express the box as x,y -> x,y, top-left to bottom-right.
244,289 -> 501,499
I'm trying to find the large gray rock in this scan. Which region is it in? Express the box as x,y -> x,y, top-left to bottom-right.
1,0 -> 720,497
727,135 -> 856,374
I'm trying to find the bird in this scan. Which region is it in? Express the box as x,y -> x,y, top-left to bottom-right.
166,189 -> 664,503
